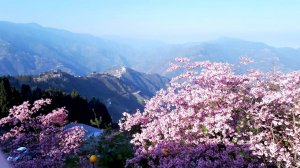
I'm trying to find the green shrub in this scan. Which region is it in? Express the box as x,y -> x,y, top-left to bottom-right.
96,129 -> 134,168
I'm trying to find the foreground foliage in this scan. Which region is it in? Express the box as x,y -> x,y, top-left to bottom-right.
120,57 -> 300,167
79,127 -> 134,168
97,129 -> 134,168
0,99 -> 85,168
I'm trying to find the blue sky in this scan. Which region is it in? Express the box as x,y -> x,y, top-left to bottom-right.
1,0 -> 300,47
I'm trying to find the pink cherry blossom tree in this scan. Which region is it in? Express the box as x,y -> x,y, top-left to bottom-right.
0,99 -> 85,168
120,57 -> 300,167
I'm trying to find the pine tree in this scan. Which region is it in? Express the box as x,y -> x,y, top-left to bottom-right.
21,84 -> 32,100
0,78 -> 12,118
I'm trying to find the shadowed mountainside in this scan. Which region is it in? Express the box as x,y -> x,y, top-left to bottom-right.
8,67 -> 169,121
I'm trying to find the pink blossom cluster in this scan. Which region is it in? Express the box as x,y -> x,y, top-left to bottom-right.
0,99 -> 85,168
120,58 -> 300,167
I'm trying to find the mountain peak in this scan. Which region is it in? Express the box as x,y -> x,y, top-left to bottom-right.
104,66 -> 131,78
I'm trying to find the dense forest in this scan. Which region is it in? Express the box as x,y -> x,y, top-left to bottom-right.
0,77 -> 112,128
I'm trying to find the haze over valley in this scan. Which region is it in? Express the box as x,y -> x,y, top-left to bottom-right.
1,21 -> 300,77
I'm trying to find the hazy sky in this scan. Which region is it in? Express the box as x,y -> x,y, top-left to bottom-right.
1,0 -> 300,47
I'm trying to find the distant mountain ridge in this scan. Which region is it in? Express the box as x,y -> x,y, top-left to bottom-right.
8,67 -> 170,121
184,37 -> 300,71
0,21 -> 134,75
1,21 -> 300,77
